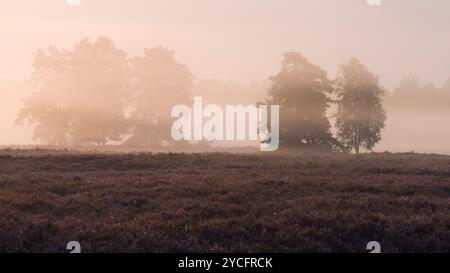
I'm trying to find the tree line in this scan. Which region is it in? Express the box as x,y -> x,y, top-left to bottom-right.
386,73 -> 450,111
17,37 -> 192,148
17,37 -> 386,153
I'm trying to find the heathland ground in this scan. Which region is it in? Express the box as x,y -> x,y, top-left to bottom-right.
0,149 -> 449,252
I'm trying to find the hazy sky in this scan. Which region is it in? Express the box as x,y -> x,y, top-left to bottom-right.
1,0 -> 450,87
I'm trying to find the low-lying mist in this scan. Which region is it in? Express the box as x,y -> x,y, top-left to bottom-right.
2,76 -> 450,154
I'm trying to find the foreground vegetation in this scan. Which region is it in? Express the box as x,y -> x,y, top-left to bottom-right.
0,150 -> 449,252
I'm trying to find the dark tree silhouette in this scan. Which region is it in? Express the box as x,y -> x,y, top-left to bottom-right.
267,52 -> 335,149
335,58 -> 386,154
16,37 -> 131,146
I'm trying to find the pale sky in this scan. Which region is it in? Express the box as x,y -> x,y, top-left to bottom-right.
1,0 -> 450,86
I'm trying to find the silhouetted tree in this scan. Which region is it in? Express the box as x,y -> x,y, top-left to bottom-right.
267,52 -> 335,149
16,37 -> 131,146
127,47 -> 193,147
335,58 -> 386,154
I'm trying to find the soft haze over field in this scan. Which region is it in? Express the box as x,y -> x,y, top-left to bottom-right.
1,0 -> 450,152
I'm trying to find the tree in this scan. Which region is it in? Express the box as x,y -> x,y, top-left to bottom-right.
127,47 -> 193,147
396,73 -> 422,94
267,52 -> 335,149
16,37 -> 131,146
335,58 -> 386,154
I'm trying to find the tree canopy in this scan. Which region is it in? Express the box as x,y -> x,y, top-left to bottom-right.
17,38 -> 192,147
126,47 -> 193,147
267,52 -> 335,150
17,37 -> 130,146
335,58 -> 386,154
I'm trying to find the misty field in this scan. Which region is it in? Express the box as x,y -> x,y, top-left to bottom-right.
0,150 -> 449,253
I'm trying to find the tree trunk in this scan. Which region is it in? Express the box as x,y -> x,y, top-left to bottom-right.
354,130 -> 360,155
